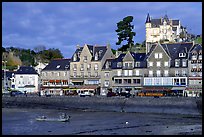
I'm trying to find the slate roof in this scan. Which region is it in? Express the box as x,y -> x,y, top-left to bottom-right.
102,52 -> 147,69
145,13 -> 151,23
161,43 -> 193,67
189,44 -> 202,59
71,45 -> 108,62
42,58 -> 71,71
172,20 -> 179,25
151,19 -> 162,27
15,66 -> 38,75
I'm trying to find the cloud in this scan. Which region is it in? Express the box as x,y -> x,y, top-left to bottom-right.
2,2 -> 202,58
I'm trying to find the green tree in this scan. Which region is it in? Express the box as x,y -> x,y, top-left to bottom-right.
115,16 -> 136,51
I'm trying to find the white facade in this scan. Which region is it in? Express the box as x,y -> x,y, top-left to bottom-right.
15,74 -> 39,93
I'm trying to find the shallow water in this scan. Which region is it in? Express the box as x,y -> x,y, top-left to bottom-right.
2,107 -> 202,135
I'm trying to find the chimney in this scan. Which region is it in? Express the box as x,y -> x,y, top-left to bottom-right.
76,44 -> 80,49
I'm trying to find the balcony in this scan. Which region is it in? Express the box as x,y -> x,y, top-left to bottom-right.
113,74 -> 143,77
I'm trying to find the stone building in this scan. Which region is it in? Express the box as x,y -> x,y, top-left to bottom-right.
186,44 -> 202,97
41,59 -> 71,95
145,13 -> 187,54
69,44 -> 115,95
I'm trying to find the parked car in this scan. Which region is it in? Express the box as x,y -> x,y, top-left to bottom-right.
10,90 -> 23,96
118,91 -> 131,98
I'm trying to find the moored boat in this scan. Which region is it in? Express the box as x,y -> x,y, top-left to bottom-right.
36,114 -> 70,122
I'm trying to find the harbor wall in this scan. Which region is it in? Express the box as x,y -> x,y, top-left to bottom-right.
2,96 -> 202,115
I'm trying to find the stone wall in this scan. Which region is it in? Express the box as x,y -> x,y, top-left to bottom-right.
2,96 -> 202,115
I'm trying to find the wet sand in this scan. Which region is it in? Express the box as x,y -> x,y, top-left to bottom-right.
2,107 -> 202,135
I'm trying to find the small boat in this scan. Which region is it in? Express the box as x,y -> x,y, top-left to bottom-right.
36,114 -> 70,122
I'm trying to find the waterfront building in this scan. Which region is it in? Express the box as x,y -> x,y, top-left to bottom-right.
145,13 -> 187,54
41,58 -> 71,95
69,44 -> 115,95
14,66 -> 39,93
34,62 -> 48,75
144,42 -> 193,96
102,51 -> 147,95
186,44 -> 202,97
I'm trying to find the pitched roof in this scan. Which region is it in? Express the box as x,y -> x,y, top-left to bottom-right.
42,58 -> 71,71
71,44 -> 108,62
151,19 -> 162,27
145,13 -> 151,23
161,42 -> 193,60
172,20 -> 179,25
102,52 -> 147,69
189,44 -> 202,59
15,66 -> 38,75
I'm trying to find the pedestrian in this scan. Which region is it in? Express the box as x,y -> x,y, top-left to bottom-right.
24,91 -> 27,97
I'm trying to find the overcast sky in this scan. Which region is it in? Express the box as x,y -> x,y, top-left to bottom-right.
2,2 -> 202,58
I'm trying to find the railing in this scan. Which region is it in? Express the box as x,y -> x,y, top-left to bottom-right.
113,74 -> 143,77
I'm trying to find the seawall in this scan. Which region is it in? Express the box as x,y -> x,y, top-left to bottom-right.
2,96 -> 202,115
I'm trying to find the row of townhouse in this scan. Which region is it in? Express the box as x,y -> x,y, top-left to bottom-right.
40,42 -> 202,97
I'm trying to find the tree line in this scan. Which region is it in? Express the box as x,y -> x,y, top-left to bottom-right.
2,45 -> 63,70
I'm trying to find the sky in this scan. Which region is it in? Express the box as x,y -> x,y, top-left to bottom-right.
2,2 -> 202,58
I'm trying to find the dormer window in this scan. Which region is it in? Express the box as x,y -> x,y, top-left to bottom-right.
65,65 -> 69,69
56,65 -> 60,69
73,53 -> 77,61
179,53 -> 186,57
117,62 -> 122,67
78,51 -> 81,57
99,50 -> 103,56
95,52 -> 98,60
135,62 -> 140,67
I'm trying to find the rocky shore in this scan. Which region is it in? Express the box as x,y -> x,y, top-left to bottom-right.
2,96 -> 202,115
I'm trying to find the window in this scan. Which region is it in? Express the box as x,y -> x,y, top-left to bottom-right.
155,53 -> 159,58
156,70 -> 161,77
175,59 -> 180,67
80,64 -> 84,70
94,64 -> 98,70
149,70 -> 153,76
105,72 -> 109,78
117,62 -> 122,67
81,72 -> 84,77
180,78 -> 186,85
104,81 -> 109,87
129,70 -> 133,76
157,62 -> 161,67
73,72 -> 77,77
124,70 -> 128,76
135,70 -> 139,76
159,53 -> 163,58
84,56 -> 87,62
182,59 -> 187,67
164,70 -> 169,76
129,63 -> 133,68
52,72 -> 54,76
73,64 -> 77,70
149,62 -> 153,67
124,79 -> 131,84
179,53 -> 186,57
87,64 -> 91,70
20,76 -> 23,78
95,72 -> 98,77
135,62 -> 140,67
175,70 -> 179,76
57,72 -> 60,76
115,79 -> 122,84
64,72 -> 67,76
164,61 -> 169,67
174,78 -> 179,85
117,70 -> 121,76
124,63 -> 128,68
133,79 -> 141,84
88,72 -> 91,77
56,65 -> 60,69
182,70 -> 186,76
